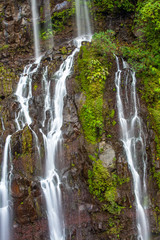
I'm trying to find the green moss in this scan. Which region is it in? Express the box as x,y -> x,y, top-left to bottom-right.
60,46 -> 68,55
33,84 -> 38,91
107,217 -> 123,238
76,44 -> 109,143
112,120 -> 117,126
52,6 -> 74,31
93,0 -> 135,14
0,63 -> 17,96
21,126 -> 33,174
0,44 -> 9,51
153,206 -> 160,231
88,158 -> 128,215
22,126 -> 32,154
35,200 -> 42,217
135,75 -> 160,160
110,109 -> 115,119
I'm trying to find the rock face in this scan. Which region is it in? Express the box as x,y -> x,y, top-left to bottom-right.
0,0 -> 160,240
99,142 -> 116,169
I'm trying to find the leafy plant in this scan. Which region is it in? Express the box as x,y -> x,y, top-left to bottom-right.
92,30 -> 117,56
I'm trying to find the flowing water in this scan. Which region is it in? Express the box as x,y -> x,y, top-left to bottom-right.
115,57 -> 150,240
15,58 -> 41,129
75,0 -> 92,38
0,2 -> 41,239
31,0 -> 40,59
39,0 -> 92,238
40,37 -> 90,240
0,135 -> 11,240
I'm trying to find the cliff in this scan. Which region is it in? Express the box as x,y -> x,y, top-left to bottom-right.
0,0 -> 160,239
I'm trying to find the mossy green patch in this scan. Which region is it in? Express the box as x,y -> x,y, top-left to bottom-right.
76,43 -> 109,143
40,5 -> 74,38
107,217 -> 123,238
0,63 -> 17,97
88,157 -> 129,215
0,44 -> 9,52
21,126 -> 34,175
33,84 -> 38,91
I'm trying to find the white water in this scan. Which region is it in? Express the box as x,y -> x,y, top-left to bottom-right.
40,0 -> 92,238
31,0 -> 40,59
115,57 -> 150,240
0,135 -> 11,240
15,58 -> 41,129
40,37 -> 89,240
0,7 -> 41,238
75,0 -> 92,38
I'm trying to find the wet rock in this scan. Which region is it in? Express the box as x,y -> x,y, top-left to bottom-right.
16,195 -> 38,224
99,141 -> 116,169
11,179 -> 24,198
53,1 -> 70,12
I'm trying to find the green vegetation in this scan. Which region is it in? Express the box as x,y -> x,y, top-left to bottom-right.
21,126 -> 33,175
118,0 -> 160,160
0,63 -> 17,97
40,6 -> 74,39
92,30 -> 117,56
107,217 -> 123,238
93,0 -> 135,14
0,44 -> 9,52
33,84 -> 38,91
76,30 -> 117,143
88,157 -> 129,214
77,45 -> 108,143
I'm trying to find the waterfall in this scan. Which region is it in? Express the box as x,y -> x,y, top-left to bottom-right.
0,4 -> 41,239
15,58 -> 41,129
115,57 -> 150,240
75,0 -> 92,39
39,1 -> 92,239
31,0 -> 40,59
0,135 -> 11,240
40,38 -> 87,240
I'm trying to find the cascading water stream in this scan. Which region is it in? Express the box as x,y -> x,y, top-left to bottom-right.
0,2 -> 41,239
75,0 -> 92,38
0,135 -> 11,240
40,37 -> 90,240
115,57 -> 150,240
31,0 -> 40,59
15,58 -> 41,129
39,1 -> 92,239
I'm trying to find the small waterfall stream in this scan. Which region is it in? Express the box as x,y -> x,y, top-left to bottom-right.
40,37 -> 92,240
31,0 -> 40,59
0,135 -> 11,240
75,0 -> 92,38
40,0 -> 92,239
115,57 -> 150,240
15,59 -> 41,129
0,1 -> 41,239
